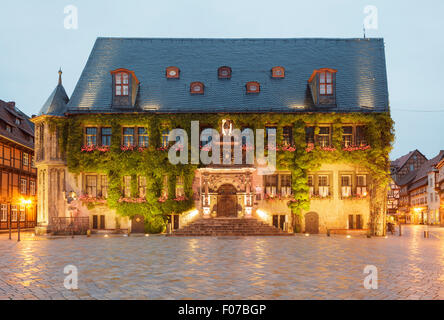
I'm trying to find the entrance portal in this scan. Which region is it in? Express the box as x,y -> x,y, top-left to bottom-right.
217,184 -> 237,217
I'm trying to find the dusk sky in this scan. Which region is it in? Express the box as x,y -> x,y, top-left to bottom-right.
0,0 -> 443,160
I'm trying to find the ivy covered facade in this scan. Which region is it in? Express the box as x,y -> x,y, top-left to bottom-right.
32,38 -> 394,236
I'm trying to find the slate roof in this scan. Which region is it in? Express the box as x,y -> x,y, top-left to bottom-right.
402,151 -> 444,190
38,83 -> 69,116
0,100 -> 34,149
66,37 -> 389,114
391,149 -> 427,170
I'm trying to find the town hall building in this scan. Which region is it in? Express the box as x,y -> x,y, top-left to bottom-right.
32,38 -> 393,236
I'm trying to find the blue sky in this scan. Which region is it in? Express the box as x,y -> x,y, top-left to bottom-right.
0,0 -> 443,160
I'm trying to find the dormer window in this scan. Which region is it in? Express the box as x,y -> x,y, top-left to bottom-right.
110,68 -> 139,108
15,118 -> 21,125
190,82 -> 204,94
271,66 -> 285,78
218,66 -> 231,79
308,68 -> 337,105
166,66 -> 180,79
115,72 -> 129,96
246,81 -> 260,94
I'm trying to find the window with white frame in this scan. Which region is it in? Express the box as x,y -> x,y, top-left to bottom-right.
342,126 -> 353,147
23,153 -> 29,167
264,175 -> 278,196
318,175 -> 329,197
280,174 -> 292,196
11,205 -> 17,221
356,175 -> 367,197
123,176 -> 131,198
317,127 -> 330,147
176,176 -> 184,197
30,180 -> 36,196
138,176 -> 147,199
308,175 -> 314,196
0,204 -> 7,222
20,178 -> 27,194
19,205 -> 25,221
341,175 -> 352,197
85,175 -> 97,197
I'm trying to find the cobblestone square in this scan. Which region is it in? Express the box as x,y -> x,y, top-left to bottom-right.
0,225 -> 443,300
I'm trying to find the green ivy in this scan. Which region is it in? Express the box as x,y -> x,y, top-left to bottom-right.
50,112 -> 393,234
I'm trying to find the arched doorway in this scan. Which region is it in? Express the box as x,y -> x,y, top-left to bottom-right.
217,184 -> 237,217
305,212 -> 319,234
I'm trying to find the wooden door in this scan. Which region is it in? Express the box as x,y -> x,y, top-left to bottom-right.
305,212 -> 319,234
92,215 -> 98,229
348,215 -> 354,229
217,184 -> 237,217
99,215 -> 105,230
131,214 -> 145,233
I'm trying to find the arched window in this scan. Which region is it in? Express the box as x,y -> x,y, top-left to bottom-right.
166,66 -> 180,79
190,82 -> 204,94
218,66 -> 232,79
246,81 -> 260,94
271,66 -> 285,78
115,72 -> 129,96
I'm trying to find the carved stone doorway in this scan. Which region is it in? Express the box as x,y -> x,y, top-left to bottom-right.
217,184 -> 237,217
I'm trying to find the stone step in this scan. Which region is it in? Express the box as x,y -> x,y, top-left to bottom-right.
169,218 -> 293,237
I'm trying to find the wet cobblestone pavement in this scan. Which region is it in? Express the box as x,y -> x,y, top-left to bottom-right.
0,225 -> 443,300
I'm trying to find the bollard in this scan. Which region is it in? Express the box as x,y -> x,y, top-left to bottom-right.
399,224 -> 402,236
424,231 -> 429,238
327,229 -> 330,237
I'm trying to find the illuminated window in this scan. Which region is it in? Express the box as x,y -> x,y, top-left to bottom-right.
123,176 -> 131,198
11,205 -> 17,222
86,127 -> 97,146
19,205 -> 25,221
166,66 -> 180,79
20,178 -> 27,194
319,71 -> 333,95
317,127 -> 330,147
123,127 -> 135,146
246,81 -> 260,93
23,153 -> 29,166
138,176 -> 147,199
342,126 -> 353,147
0,204 -> 7,222
271,66 -> 285,78
86,175 -> 97,197
138,128 -> 149,147
283,126 -> 292,145
30,180 -> 36,196
162,130 -> 169,147
218,66 -> 232,79
115,72 -> 129,96
100,175 -> 108,198
190,82 -> 204,94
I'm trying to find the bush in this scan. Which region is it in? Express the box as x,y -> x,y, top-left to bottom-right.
144,215 -> 166,234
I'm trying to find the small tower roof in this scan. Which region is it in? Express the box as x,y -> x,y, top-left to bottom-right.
38,69 -> 69,116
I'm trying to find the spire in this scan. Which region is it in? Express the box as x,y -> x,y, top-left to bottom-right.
58,68 -> 63,85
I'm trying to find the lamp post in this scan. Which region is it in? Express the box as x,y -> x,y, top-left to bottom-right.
19,199 -> 32,242
8,203 -> 11,240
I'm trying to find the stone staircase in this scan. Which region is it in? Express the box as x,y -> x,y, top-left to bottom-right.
168,218 -> 293,236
